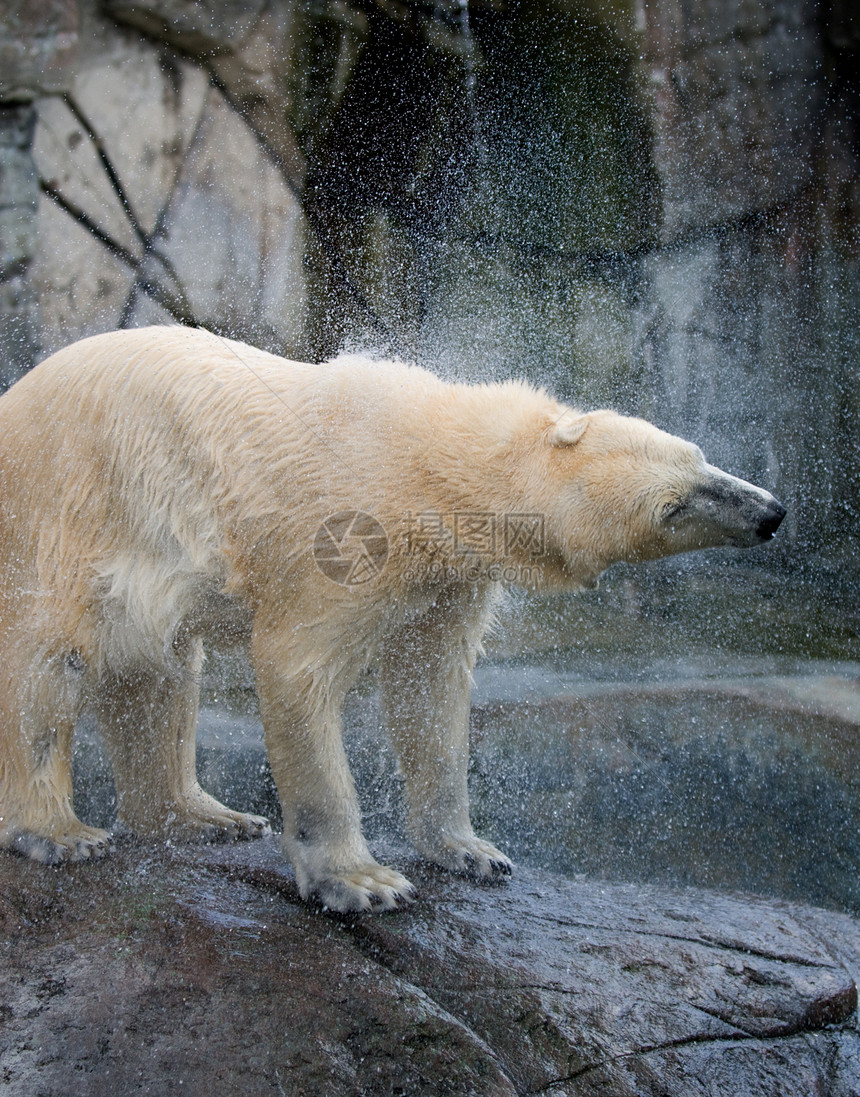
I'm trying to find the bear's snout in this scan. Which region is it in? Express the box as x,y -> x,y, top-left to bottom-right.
755,497 -> 787,542
667,465 -> 787,552
716,475 -> 786,547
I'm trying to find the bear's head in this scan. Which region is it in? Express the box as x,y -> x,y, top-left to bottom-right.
529,408 -> 786,590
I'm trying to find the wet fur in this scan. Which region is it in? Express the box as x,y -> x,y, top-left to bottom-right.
0,326 -> 783,909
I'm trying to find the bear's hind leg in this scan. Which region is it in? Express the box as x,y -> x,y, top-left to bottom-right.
94,639 -> 270,842
0,644 -> 112,863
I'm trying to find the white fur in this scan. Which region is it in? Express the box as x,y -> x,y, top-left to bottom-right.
0,326 -> 783,910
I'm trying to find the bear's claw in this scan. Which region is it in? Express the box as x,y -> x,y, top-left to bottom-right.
7,825 -> 115,865
422,834 -> 514,881
306,865 -> 417,914
192,811 -> 271,843
126,799 -> 273,844
469,854 -> 513,877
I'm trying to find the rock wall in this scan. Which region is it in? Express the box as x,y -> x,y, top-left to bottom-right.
636,0 -> 860,560
29,0 -> 307,361
0,105 -> 39,388
0,0 -> 78,387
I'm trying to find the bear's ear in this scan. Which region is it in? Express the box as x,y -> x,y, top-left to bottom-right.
548,412 -> 588,447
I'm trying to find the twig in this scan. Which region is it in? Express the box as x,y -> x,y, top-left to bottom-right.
39,178 -> 197,326
62,93 -> 194,316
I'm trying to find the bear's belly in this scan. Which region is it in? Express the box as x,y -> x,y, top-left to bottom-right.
93,557 -> 253,674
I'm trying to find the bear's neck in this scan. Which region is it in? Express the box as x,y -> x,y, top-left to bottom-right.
393,382 -> 566,578
414,384 -> 529,514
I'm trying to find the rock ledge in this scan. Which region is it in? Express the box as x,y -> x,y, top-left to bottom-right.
1,839 -> 859,1096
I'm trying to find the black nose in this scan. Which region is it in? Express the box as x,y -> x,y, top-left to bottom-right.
757,499 -> 787,541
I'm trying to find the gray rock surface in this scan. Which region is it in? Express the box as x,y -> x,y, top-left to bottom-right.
0,104 -> 39,388
1,839 -> 859,1096
0,0 -> 77,386
0,0 -> 78,100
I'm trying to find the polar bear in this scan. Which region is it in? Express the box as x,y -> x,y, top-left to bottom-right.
0,326 -> 785,911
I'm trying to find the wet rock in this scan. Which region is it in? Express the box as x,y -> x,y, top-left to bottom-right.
0,839 -> 859,1096
104,0 -> 267,57
642,0 -> 822,234
468,665 -> 860,911
0,0 -> 78,381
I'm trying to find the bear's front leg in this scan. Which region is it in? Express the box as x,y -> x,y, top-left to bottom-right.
253,630 -> 416,913
380,583 -> 513,881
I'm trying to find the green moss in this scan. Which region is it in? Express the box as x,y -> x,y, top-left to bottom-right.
467,3 -> 656,255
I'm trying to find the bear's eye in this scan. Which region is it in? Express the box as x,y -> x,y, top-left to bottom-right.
661,499 -> 686,523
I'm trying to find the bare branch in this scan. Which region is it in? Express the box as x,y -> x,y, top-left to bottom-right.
39,178 -> 197,326
62,93 -> 190,301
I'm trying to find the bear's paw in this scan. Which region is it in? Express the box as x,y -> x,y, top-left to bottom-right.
421,834 -> 514,881
174,806 -> 272,844
6,823 -> 114,864
122,790 -> 272,844
305,863 -> 418,914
